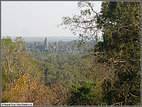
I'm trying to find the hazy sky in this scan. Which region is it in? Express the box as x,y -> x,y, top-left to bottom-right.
2,1 -> 102,37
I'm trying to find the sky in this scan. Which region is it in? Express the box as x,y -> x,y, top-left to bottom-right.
2,1 -> 102,37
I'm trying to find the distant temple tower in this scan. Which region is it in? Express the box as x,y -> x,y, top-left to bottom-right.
44,37 -> 49,50
55,41 -> 58,49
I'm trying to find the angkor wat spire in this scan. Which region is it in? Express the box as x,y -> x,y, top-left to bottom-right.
44,37 -> 49,50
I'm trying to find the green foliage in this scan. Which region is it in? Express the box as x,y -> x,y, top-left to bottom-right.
39,53 -> 95,88
61,1 -> 140,106
2,1 -> 141,106
96,2 -> 141,105
1,37 -> 42,91
68,83 -> 96,105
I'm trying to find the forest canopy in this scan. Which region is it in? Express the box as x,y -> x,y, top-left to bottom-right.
1,1 -> 141,106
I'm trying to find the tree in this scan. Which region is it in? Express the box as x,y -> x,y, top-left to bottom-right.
61,1 -> 141,105
1,37 -> 26,91
96,2 -> 140,105
68,83 -> 96,105
1,37 -> 41,91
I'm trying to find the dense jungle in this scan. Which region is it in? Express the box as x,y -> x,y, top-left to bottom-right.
1,1 -> 141,106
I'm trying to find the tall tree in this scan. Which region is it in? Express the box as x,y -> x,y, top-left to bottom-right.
61,1 -> 141,105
